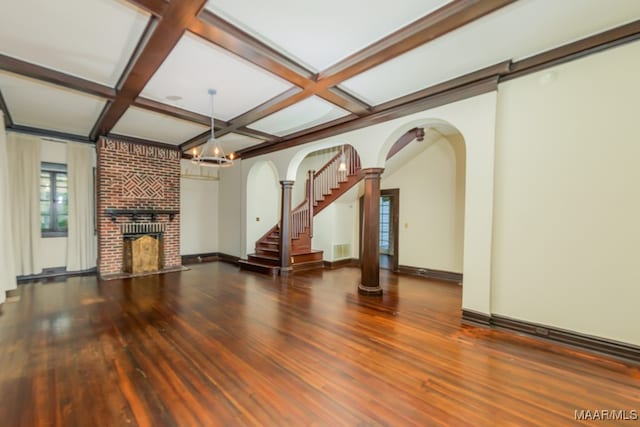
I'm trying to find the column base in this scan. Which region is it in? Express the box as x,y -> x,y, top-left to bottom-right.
358,283 -> 383,296
279,267 -> 293,276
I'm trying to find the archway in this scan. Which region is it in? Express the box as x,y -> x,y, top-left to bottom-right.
290,144 -> 362,264
380,121 -> 466,280
245,160 -> 280,255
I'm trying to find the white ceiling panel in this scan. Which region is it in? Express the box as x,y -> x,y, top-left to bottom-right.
248,96 -> 350,137
205,0 -> 452,72
0,0 -> 149,87
217,133 -> 264,154
141,32 -> 294,121
341,0 -> 640,106
0,71 -> 106,136
111,107 -> 209,146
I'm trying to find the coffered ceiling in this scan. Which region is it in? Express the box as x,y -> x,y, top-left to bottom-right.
1,0 -> 639,157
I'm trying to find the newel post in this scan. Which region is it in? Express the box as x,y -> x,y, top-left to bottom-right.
307,170 -> 314,238
279,180 -> 294,275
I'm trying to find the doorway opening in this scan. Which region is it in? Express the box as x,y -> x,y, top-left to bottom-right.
379,189 -> 399,271
359,188 -> 399,272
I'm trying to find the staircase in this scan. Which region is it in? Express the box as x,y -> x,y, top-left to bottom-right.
239,146 -> 362,275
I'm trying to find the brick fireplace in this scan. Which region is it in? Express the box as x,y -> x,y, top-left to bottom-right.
97,137 -> 181,277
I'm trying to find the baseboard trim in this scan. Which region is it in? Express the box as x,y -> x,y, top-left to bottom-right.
181,252 -> 240,265
462,310 -> 640,363
397,265 -> 462,283
17,267 -> 97,283
461,309 -> 491,326
323,258 -> 360,269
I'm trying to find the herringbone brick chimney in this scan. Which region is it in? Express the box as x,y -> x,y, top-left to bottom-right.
96,137 -> 181,277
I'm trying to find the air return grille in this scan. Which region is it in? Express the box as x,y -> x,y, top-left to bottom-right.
333,243 -> 351,259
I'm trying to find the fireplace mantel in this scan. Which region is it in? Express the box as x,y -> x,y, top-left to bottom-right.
105,208 -> 179,222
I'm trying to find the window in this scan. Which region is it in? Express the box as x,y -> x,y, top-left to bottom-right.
40,162 -> 68,237
380,196 -> 391,254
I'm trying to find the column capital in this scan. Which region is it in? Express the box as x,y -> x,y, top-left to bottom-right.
280,180 -> 295,188
361,167 -> 385,178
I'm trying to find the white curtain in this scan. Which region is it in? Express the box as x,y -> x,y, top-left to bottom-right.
0,113 -> 17,303
7,132 -> 42,276
66,142 -> 96,271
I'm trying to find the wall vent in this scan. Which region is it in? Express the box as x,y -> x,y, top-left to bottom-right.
333,243 -> 351,259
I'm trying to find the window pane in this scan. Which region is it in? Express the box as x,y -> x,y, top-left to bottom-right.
56,200 -> 68,216
40,172 -> 51,201
57,214 -> 68,231
41,215 -> 51,230
56,173 -> 68,188
55,172 -> 68,231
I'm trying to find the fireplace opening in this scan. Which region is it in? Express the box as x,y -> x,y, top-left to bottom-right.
123,232 -> 164,274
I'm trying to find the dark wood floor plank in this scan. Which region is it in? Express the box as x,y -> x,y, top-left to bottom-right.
1,263 -> 639,426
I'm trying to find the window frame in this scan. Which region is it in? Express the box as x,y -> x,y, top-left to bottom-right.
40,162 -> 68,238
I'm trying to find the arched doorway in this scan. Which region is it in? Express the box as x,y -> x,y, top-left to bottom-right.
245,161 -> 280,256
381,123 -> 466,280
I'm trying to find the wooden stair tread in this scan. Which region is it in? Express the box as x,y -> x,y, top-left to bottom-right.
238,259 -> 279,276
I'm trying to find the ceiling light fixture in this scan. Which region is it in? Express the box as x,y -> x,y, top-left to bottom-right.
192,89 -> 234,168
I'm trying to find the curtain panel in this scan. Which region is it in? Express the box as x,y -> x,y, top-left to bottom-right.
6,132 -> 42,276
0,113 -> 17,303
66,142 -> 96,271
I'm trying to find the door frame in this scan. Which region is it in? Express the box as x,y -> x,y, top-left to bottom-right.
359,188 -> 399,272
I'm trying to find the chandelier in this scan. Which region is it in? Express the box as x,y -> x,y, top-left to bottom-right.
191,88 -> 234,167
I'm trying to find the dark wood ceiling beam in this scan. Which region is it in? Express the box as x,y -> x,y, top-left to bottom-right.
179,130 -> 210,153
234,127 -> 281,142
320,87 -> 370,116
192,10 -> 314,87
240,75 -> 498,159
505,19 -> 640,81
217,87 -> 309,137
200,0 -> 514,141
128,0 -> 168,17
134,96 -> 224,127
317,0 -> 517,86
191,11 -> 375,117
373,60 -> 511,112
179,126 -> 281,153
91,0 -> 208,139
0,54 -> 116,99
7,124 -> 94,144
0,90 -> 14,126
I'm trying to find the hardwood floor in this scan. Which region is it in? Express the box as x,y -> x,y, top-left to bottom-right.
0,263 -> 638,426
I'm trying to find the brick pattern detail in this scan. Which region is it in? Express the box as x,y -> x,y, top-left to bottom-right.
122,173 -> 165,199
97,137 -> 181,276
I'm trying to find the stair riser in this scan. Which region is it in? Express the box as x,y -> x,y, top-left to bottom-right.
248,255 -> 280,266
238,260 -> 279,276
292,252 -> 323,264
255,249 -> 279,257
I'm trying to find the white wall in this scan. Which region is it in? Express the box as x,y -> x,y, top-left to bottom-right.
381,136 -> 465,272
180,160 -> 219,255
311,199 -> 358,262
218,161 -> 243,257
245,161 -> 280,254
492,40 -> 640,345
